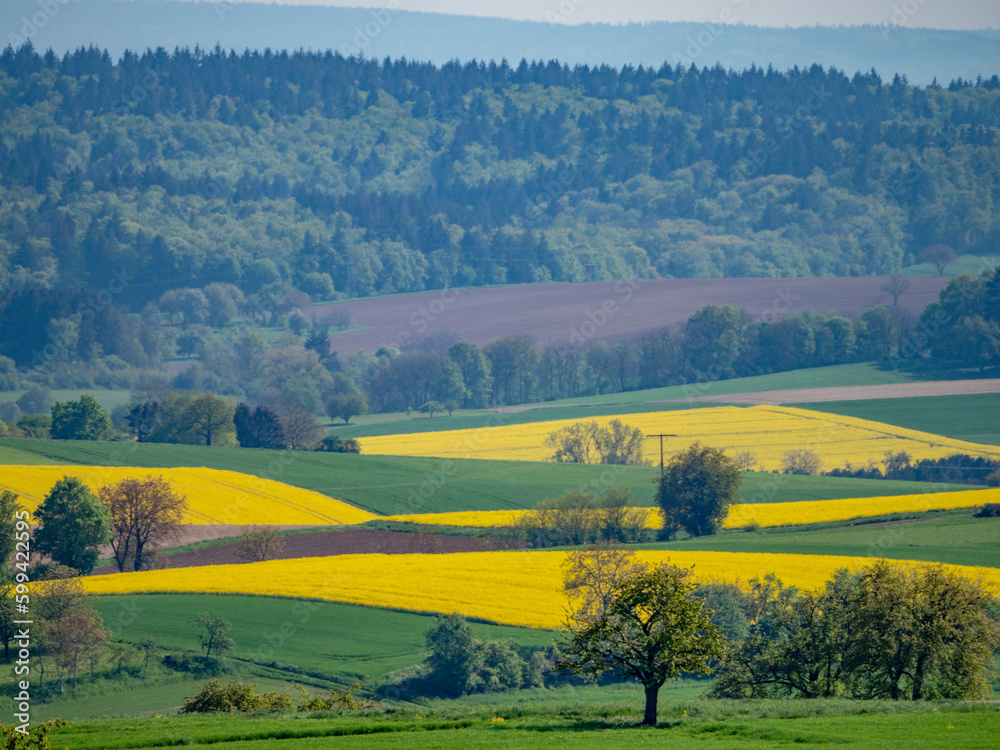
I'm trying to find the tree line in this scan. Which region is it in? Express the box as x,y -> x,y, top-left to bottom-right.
2,41 -> 1000,383
555,545 -> 1000,724
0,268 -> 995,448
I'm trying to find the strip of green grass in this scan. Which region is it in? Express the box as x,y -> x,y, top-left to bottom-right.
794,393 -> 1000,447
537,363 -> 914,407
49,700 -> 1000,749
331,400 -> 716,438
638,514 -> 1000,569
0,439 -> 974,515
92,594 -> 552,682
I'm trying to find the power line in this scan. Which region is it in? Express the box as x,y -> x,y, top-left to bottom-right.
646,433 -> 678,481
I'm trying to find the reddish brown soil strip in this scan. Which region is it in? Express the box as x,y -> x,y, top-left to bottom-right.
92,528 -> 524,574
495,379 -> 1000,413
311,277 -> 947,352
679,379 -> 1000,405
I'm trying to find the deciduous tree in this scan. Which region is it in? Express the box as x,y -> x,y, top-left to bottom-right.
235,525 -> 285,563
33,477 -> 112,575
656,442 -> 741,538
557,564 -> 726,725
49,395 -> 111,441
99,474 -> 188,572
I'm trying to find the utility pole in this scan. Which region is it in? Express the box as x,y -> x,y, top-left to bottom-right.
646,433 -> 678,481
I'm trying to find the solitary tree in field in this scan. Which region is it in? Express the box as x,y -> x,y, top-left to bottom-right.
881,274 -> 911,306
921,244 -> 956,276
557,564 -> 726,725
235,525 -> 286,563
656,442 -> 741,538
193,611 -> 235,658
99,475 -> 188,572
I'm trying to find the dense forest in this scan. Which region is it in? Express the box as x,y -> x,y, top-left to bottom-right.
0,43 -> 999,385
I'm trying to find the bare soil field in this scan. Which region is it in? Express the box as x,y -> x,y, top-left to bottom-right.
93,528 -> 524,574
313,277 -> 948,352
684,379 -> 1000,405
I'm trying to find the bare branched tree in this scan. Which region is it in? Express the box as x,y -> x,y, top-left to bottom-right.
235,525 -> 286,563
99,475 -> 188,572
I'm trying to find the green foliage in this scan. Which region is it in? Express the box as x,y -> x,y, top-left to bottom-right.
33,476 -> 112,575
293,683 -> 380,712
657,442 -> 742,538
422,614 -> 535,698
315,436 -> 361,453
192,611 -> 236,658
0,719 -> 67,750
711,562 -> 1000,701
16,386 -> 51,415
974,503 -> 1000,518
325,392 -> 368,425
517,487 -> 650,547
15,414 -> 50,439
557,563 -> 726,725
49,395 -> 111,441
149,392 -> 236,447
180,679 -> 293,714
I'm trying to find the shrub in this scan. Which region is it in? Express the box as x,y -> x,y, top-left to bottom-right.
974,503 -> 1000,518
180,679 -> 293,713
316,436 -> 361,453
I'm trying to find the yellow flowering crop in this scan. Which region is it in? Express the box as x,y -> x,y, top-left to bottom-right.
385,488 -> 998,530
725,487 -> 999,528
82,549 -> 1000,630
359,405 -> 1000,471
0,465 -> 375,526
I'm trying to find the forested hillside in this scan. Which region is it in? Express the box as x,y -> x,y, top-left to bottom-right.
1,44 -> 999,374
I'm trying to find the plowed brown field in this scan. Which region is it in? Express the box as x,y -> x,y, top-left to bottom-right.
314,276 -> 948,351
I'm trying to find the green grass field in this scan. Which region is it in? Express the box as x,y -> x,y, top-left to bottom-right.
90,594 -> 553,678
640,514 -> 1000,569
46,700 -> 1000,749
0,439 -> 974,514
22,593 -> 555,721
795,393 -> 1000,447
0,388 -> 130,413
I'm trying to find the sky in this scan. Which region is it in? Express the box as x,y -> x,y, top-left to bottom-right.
193,0 -> 1000,30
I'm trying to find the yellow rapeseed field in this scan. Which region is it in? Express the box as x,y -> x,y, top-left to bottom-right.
725,487 -> 999,528
82,550 -> 1000,630
359,405 -> 1000,471
0,466 -> 375,526
384,488 -> 999,530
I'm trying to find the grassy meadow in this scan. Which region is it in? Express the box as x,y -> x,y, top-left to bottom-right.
45,699 -> 1000,749
796,393 -> 1000,446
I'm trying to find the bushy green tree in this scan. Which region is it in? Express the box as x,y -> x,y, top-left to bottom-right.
33,477 -> 112,575
50,395 -> 111,441
424,613 -> 483,697
557,564 -> 726,725
656,442 -> 741,538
